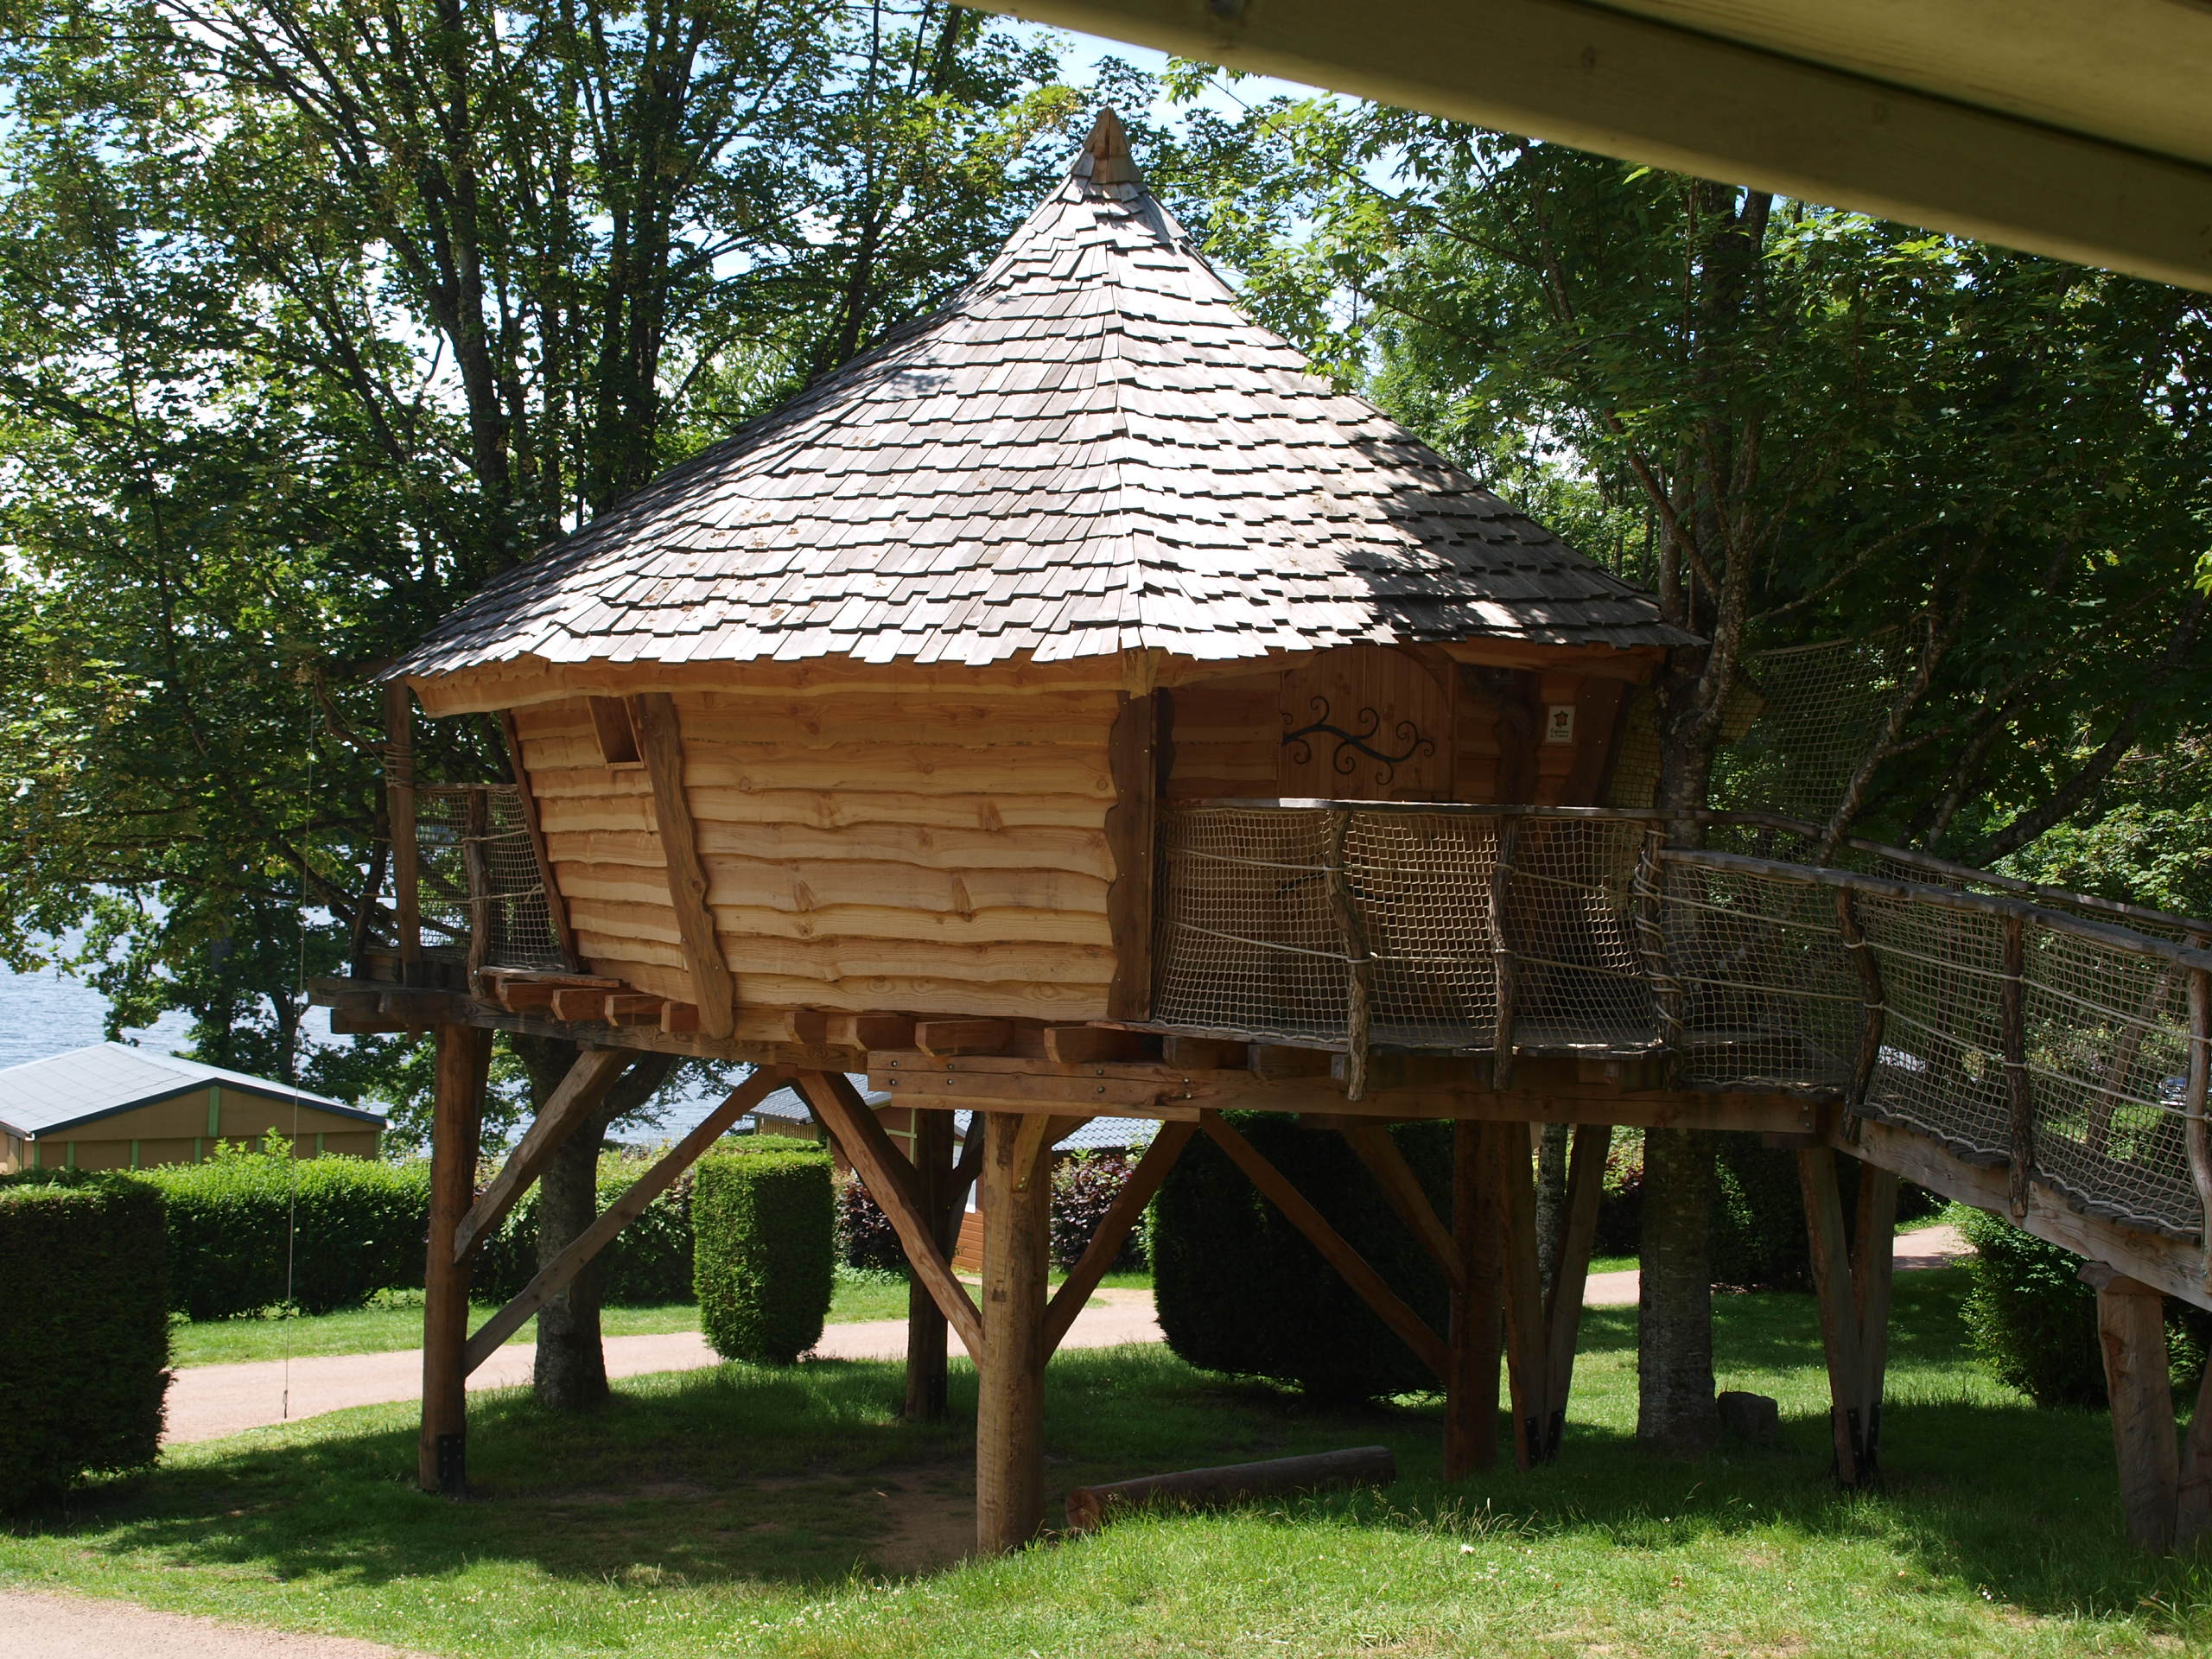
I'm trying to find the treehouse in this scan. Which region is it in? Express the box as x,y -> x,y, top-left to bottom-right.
321,111 -> 2212,1558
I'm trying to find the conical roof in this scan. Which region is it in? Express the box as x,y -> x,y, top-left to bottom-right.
397,111 -> 1688,683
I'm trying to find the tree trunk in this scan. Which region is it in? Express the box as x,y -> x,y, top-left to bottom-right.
1533,1121 -> 1572,1301
1637,1126 -> 1720,1452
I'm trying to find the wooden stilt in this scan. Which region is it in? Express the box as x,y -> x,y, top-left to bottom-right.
1541,1122 -> 1608,1459
2088,1265 -> 2181,1551
976,1110 -> 1053,1554
1852,1166 -> 1900,1475
1445,1120 -> 1503,1479
1798,1147 -> 1873,1485
905,1109 -> 956,1422
1495,1122 -> 1551,1470
2174,1358 -> 2212,1548
420,1023 -> 489,1495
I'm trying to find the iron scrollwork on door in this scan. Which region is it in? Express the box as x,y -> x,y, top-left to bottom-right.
1283,697 -> 1436,788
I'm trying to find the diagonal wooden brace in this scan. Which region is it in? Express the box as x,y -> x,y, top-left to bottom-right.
799,1070 -> 984,1363
1541,1122 -> 1609,1459
1340,1122 -> 1462,1290
1045,1120 -> 1195,1354
1200,1111 -> 1447,1380
454,1046 -> 633,1264
461,1066 -> 792,1375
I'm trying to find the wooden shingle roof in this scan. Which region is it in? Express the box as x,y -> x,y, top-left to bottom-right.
397,111 -> 1690,682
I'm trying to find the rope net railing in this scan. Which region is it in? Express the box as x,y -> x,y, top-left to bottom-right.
1154,802 -> 2212,1241
363,784 -> 566,976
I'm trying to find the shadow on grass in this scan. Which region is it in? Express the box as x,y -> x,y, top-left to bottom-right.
6,1268 -> 2192,1630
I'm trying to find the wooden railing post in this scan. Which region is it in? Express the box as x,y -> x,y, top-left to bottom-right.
2187,967 -> 2212,1294
1324,808 -> 1375,1100
461,786 -> 492,989
2000,914 -> 2033,1219
1632,831 -> 1681,1080
1490,817 -> 1522,1090
1835,887 -> 1886,1142
384,681 -> 423,988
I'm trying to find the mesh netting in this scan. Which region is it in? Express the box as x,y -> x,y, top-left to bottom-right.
1713,634 -> 1905,822
410,785 -> 566,972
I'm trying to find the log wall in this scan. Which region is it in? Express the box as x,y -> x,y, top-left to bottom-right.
512,686 -> 1122,1020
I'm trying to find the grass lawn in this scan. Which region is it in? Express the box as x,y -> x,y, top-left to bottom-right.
170,1271 -> 1150,1368
10,1265 -> 2209,1657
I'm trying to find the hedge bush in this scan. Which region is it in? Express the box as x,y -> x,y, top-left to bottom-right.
143,1137 -> 432,1319
1052,1150 -> 1141,1273
694,1143 -> 835,1364
1150,1113 -> 1450,1401
471,1152 -> 697,1306
0,1174 -> 169,1507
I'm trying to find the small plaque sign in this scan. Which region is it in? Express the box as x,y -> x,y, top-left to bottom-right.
1543,702 -> 1577,746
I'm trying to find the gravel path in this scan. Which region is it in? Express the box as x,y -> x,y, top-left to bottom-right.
165,1288 -> 1164,1444
1582,1220 -> 1970,1306
0,1589 -> 428,1659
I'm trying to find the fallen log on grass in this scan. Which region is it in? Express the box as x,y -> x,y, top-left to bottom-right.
1065,1445 -> 1396,1533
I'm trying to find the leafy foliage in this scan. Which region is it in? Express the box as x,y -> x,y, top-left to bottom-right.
693,1142 -> 835,1365
471,1151 -> 701,1309
1050,1148 -> 1141,1274
0,1173 -> 169,1507
835,1170 -> 908,1278
1150,1113 -> 1449,1401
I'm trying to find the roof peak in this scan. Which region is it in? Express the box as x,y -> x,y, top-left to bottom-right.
1071,105 -> 1142,188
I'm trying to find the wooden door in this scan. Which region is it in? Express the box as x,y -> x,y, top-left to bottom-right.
1277,647 -> 1455,801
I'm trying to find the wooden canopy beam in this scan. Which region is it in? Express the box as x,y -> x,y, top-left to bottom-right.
461,1067 -> 791,1374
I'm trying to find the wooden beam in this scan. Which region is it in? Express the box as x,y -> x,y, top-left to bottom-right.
1200,1111 -> 1447,1379
420,1023 -> 489,1495
1042,1024 -> 1158,1065
915,1018 -> 1014,1057
2176,1362 -> 2212,1548
976,1110 -> 1054,1555
1163,1035 -> 1251,1071
1045,1120 -> 1196,1353
1489,817 -> 1520,1090
1853,1166 -> 1900,1477
1104,690 -> 1162,1023
499,709 -> 582,971
628,691 -> 736,1039
1493,1121 -> 1551,1471
1252,1043 -> 1334,1081
601,993 -> 665,1026
1446,1119 -> 1502,1478
2088,1266 -> 2181,1551
2000,915 -> 2033,1218
384,682 -> 423,988
1339,1123 -> 1461,1289
1798,1148 -> 1872,1485
454,1046 -> 632,1264
798,1070 -> 983,1362
1541,1122 -> 1608,1459
1839,1116 -> 2212,1313
461,1067 -> 791,1374
828,1012 -> 918,1050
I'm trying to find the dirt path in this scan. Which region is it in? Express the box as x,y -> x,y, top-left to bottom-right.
164,1287 -> 1163,1445
0,1588 -> 428,1659
1581,1221 -> 1970,1306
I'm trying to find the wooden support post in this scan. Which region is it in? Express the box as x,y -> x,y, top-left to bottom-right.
629,692 -> 736,1039
384,681 -> 423,988
2000,914 -> 2033,1219
461,1068 -> 791,1374
420,1022 -> 489,1496
1493,1122 -> 1551,1471
976,1110 -> 1054,1555
1853,1165 -> 1900,1475
1541,1122 -> 1608,1459
1798,1147 -> 1874,1485
2175,1360 -> 2212,1548
454,1046 -> 632,1263
1045,1121 -> 1196,1354
2088,1265 -> 2181,1551
905,1108 -> 956,1422
1446,1119 -> 1503,1479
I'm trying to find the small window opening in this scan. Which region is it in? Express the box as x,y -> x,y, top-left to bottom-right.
588,696 -> 642,766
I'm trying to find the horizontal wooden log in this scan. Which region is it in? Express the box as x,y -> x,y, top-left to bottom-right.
692,818 -> 1115,878
826,1012 -> 917,1048
916,1019 -> 1014,1056
1163,1036 -> 1251,1071
540,743 -> 1113,800
551,845 -> 1112,915
1066,1446 -> 1397,1534
870,1069 -> 1174,1109
602,993 -> 664,1026
1042,1025 -> 1160,1064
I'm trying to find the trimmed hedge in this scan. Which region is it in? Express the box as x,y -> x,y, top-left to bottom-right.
1150,1113 -> 1450,1401
0,1173 -> 169,1507
694,1143 -> 835,1364
143,1138 -> 432,1319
